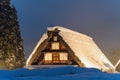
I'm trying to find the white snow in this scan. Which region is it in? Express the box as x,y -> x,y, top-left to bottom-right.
0,67 -> 119,80
27,26 -> 114,72
26,33 -> 48,65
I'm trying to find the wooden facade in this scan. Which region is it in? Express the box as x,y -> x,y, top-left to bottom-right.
31,29 -> 80,65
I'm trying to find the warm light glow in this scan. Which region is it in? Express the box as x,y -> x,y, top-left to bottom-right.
52,42 -> 59,50
53,36 -> 57,41
60,53 -> 68,60
44,53 -> 52,60
80,58 -> 94,68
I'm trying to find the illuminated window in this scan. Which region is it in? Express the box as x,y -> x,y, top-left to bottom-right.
52,42 -> 59,50
44,53 -> 52,60
53,36 -> 57,41
60,53 -> 68,60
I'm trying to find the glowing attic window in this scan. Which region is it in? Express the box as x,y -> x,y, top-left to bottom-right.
60,53 -> 68,60
52,42 -> 59,50
44,53 -> 52,60
53,36 -> 57,41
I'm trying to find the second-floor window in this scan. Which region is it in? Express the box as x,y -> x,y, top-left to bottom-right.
52,42 -> 59,50
53,36 -> 57,41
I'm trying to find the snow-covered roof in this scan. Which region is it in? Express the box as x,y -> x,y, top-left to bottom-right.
27,26 -> 114,72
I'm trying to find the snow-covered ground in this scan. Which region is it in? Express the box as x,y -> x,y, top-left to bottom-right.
0,67 -> 119,80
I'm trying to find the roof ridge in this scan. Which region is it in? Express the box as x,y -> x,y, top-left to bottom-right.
47,26 -> 92,40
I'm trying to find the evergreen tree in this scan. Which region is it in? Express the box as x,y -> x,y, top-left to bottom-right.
0,0 -> 26,69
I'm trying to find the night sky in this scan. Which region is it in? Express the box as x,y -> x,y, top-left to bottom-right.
11,0 -> 120,57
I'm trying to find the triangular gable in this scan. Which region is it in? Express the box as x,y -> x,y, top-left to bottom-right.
27,29 -> 84,66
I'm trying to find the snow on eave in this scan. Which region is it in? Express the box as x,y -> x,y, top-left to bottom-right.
26,33 -> 48,65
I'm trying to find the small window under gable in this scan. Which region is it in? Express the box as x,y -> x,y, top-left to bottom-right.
44,53 -> 52,60
53,36 -> 57,41
60,53 -> 68,60
52,42 -> 59,50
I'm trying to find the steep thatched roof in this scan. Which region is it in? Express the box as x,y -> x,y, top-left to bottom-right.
27,26 -> 114,72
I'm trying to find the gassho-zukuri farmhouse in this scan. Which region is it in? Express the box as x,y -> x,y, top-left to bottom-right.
26,26 -> 114,72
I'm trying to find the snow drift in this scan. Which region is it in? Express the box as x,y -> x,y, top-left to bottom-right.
0,67 -> 119,80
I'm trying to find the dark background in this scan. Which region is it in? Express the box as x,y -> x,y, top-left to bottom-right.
11,0 -> 120,58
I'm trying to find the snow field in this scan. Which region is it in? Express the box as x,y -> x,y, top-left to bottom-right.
0,67 -> 119,80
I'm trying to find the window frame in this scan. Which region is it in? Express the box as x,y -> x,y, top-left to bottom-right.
59,53 -> 68,60
51,42 -> 60,50
44,53 -> 52,61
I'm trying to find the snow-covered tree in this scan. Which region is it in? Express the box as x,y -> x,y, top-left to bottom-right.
0,0 -> 25,69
